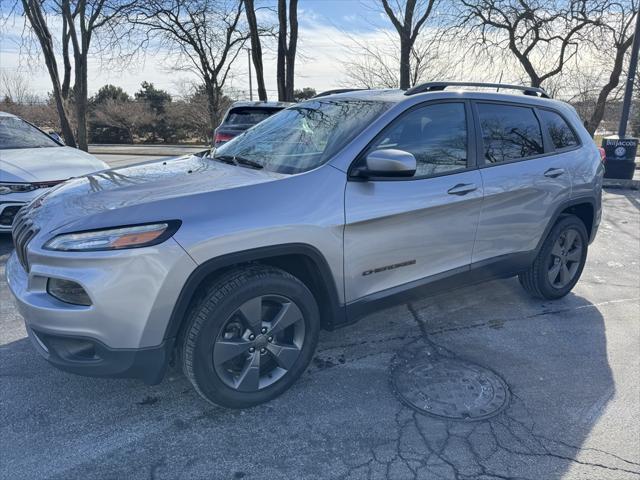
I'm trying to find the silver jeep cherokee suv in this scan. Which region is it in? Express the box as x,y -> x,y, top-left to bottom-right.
7,82 -> 603,408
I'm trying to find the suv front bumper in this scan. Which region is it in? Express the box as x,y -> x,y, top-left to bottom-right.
6,238 -> 196,383
25,326 -> 172,384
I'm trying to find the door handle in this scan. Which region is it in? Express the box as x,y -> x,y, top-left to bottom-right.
544,168 -> 565,178
447,183 -> 478,195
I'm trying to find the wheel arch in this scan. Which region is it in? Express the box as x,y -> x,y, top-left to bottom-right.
164,243 -> 346,344
560,202 -> 594,240
536,196 -> 597,254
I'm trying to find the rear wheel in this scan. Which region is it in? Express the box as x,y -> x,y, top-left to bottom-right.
182,265 -> 320,408
519,215 -> 588,300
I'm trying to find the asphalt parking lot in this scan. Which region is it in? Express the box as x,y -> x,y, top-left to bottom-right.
1,186 -> 638,480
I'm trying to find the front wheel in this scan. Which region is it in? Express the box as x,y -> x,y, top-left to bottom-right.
182,265 -> 320,408
519,215 -> 589,300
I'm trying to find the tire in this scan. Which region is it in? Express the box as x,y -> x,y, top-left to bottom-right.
182,265 -> 320,408
518,215 -> 589,300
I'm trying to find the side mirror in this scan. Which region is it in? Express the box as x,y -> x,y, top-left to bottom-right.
357,149 -> 416,178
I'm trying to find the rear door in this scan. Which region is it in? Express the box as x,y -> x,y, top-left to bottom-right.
471,102 -> 572,263
343,101 -> 483,302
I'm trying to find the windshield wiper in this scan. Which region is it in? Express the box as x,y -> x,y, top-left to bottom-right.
212,154 -> 236,165
213,154 -> 263,170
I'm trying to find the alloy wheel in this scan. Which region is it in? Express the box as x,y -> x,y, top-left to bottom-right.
547,227 -> 583,289
213,295 -> 306,392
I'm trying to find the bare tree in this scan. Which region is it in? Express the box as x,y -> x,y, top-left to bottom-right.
92,98 -> 155,143
457,0 -> 603,88
0,72 -> 59,129
582,2 -> 637,135
379,0 -> 438,90
0,71 -> 37,104
244,0 -> 267,101
130,0 -> 247,132
62,0 -> 136,150
20,0 -> 135,150
174,81 -> 214,141
21,0 -> 77,146
341,29 -> 449,89
277,0 -> 297,101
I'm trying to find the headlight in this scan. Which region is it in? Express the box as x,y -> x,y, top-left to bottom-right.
0,183 -> 37,195
43,221 -> 181,251
0,181 -> 63,195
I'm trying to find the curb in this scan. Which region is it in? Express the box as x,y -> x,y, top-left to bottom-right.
603,178 -> 639,190
88,145 -> 207,156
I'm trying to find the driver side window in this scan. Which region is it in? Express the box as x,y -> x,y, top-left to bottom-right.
368,102 -> 468,178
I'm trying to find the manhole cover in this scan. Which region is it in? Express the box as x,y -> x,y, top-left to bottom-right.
391,343 -> 510,421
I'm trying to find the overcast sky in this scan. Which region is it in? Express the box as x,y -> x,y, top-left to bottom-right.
0,0 -> 409,99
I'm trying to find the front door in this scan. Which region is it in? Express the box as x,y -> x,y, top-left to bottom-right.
343,101 -> 483,302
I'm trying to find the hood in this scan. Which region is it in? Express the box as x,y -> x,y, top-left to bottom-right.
0,146 -> 108,183
29,154 -> 286,233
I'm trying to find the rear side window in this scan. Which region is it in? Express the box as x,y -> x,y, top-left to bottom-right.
538,109 -> 579,150
478,103 -> 544,164
368,102 -> 468,177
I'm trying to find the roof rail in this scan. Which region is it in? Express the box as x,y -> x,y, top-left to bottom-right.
313,88 -> 368,98
404,82 -> 550,98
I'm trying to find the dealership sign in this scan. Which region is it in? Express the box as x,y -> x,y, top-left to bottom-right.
602,137 -> 638,162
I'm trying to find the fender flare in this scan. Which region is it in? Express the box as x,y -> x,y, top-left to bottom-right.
163,243 -> 345,341
535,196 -> 597,253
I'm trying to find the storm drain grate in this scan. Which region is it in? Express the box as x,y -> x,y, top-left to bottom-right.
391,341 -> 510,421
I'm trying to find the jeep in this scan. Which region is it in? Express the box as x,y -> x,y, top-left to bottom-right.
7,82 -> 603,408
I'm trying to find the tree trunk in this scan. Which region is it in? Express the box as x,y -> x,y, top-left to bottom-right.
381,0 -> 436,90
399,36 -> 411,90
61,16 -> 72,99
585,36 -> 634,136
244,0 -> 267,101
53,87 -> 76,147
204,80 -> 219,142
22,0 -> 77,147
277,0 -> 287,101
284,0 -> 298,101
74,54 -> 89,151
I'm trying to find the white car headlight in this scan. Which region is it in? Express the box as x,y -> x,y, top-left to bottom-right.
43,222 -> 181,252
0,183 -> 37,195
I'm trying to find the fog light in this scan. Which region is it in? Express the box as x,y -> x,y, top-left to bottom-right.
47,278 -> 92,306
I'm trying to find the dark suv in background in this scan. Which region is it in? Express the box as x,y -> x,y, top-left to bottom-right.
213,101 -> 292,147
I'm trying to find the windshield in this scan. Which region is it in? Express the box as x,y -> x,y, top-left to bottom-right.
0,116 -> 60,150
214,99 -> 392,174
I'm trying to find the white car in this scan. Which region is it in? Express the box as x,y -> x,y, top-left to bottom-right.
0,112 -> 108,230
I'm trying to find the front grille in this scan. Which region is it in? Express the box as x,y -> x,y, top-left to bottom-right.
12,207 -> 39,271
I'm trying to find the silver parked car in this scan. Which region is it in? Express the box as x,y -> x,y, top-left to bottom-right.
0,112 -> 108,229
7,83 -> 603,408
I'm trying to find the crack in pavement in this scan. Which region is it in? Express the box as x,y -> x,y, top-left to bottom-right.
328,299 -> 640,479
317,297 -> 640,355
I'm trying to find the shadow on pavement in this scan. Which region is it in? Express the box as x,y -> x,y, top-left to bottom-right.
605,187 -> 640,211
2,273 -> 637,479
